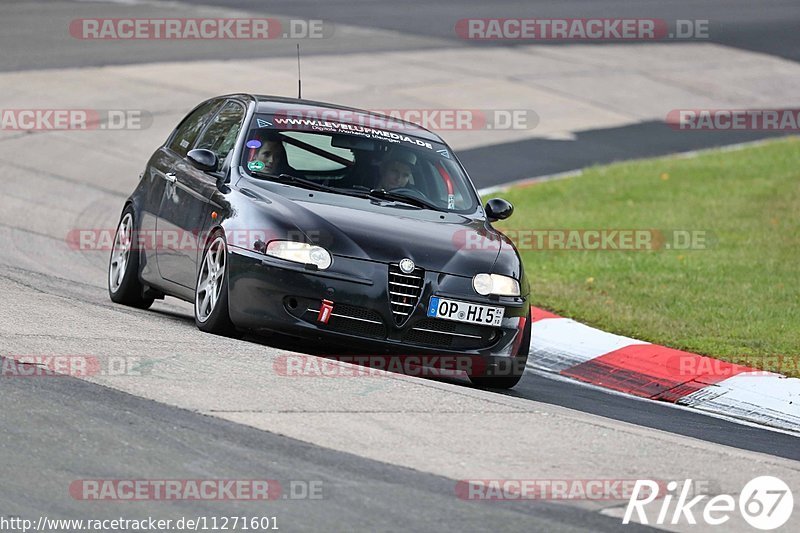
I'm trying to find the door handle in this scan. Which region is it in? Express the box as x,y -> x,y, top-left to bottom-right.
164,172 -> 177,183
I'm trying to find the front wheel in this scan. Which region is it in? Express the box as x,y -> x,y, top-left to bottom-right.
468,371 -> 525,390
468,313 -> 531,389
195,232 -> 238,336
468,352 -> 528,389
108,206 -> 153,309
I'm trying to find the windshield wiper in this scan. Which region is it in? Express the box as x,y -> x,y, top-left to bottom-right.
250,171 -> 344,194
249,172 -> 444,210
367,189 -> 443,211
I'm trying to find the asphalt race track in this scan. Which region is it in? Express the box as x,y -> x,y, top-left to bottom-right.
1,1 -> 799,531
1,367 -> 659,532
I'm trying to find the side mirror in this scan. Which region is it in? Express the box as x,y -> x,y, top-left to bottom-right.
187,148 -> 218,172
484,198 -> 514,222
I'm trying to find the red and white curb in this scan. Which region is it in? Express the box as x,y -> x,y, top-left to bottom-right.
527,307 -> 800,433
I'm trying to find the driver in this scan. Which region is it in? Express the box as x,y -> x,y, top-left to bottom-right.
376,150 -> 416,190
255,140 -> 289,174
247,131 -> 294,175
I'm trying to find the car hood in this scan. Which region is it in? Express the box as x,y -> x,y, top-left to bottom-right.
244,186 -> 506,274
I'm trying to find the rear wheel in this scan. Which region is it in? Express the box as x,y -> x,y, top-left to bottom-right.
195,232 -> 238,336
108,206 -> 153,309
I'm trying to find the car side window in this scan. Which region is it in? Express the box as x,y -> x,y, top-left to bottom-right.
194,102 -> 246,170
167,100 -> 223,157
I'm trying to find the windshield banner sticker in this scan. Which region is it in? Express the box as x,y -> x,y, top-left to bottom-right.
269,116 -> 434,150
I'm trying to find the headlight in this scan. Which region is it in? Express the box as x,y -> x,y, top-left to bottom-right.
472,273 -> 520,296
265,241 -> 332,270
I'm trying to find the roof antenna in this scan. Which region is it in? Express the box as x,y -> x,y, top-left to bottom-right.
296,44 -> 302,100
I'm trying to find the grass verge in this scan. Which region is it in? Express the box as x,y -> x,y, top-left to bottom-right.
493,137 -> 800,376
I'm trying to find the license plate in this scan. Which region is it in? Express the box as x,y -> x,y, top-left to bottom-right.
427,297 -> 504,327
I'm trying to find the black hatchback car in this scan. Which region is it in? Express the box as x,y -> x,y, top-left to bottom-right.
108,94 -> 531,388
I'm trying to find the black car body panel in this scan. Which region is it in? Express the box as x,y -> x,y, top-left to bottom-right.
121,94 -> 531,376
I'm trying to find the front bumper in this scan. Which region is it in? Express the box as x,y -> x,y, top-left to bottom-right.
227,246 -> 530,362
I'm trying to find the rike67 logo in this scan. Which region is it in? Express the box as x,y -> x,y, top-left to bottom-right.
624,476 -> 793,529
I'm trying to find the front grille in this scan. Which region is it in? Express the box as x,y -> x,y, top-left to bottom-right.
388,264 -> 424,324
403,318 -> 499,350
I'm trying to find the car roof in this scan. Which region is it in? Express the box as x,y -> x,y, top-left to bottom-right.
232,94 -> 446,144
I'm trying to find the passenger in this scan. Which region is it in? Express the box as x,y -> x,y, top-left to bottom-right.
376,151 -> 416,190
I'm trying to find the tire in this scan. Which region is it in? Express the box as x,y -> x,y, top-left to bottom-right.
108,206 -> 154,309
194,231 -> 238,336
468,368 -> 525,389
468,312 -> 531,389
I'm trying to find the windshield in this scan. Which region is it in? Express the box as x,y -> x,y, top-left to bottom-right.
240,113 -> 478,212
